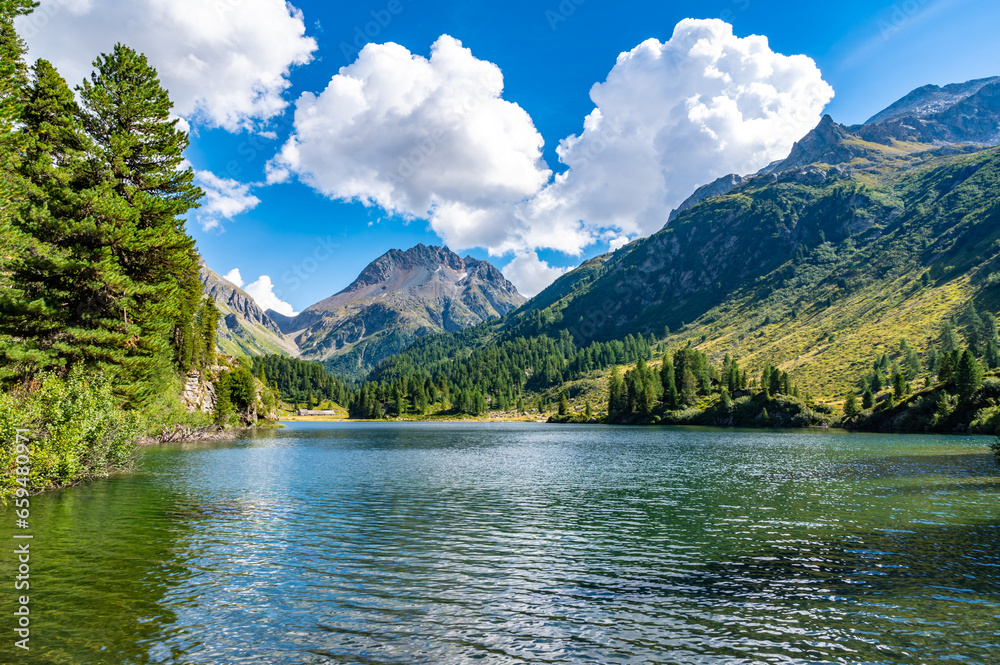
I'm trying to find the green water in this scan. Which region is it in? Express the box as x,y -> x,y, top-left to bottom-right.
1,423 -> 999,664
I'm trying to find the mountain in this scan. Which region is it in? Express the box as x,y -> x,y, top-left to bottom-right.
198,260 -> 299,357
503,79 -> 1000,399
853,76 -> 1000,146
277,244 -> 525,378
662,78 -> 1000,220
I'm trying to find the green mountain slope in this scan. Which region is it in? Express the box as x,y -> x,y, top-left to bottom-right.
512,141 -> 1000,398
327,77 -> 1000,422
199,260 -> 299,358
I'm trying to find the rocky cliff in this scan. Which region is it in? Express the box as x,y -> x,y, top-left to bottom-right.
198,260 -> 299,357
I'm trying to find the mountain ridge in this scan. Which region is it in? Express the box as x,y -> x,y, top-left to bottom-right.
279,244 -> 525,378
198,259 -> 299,358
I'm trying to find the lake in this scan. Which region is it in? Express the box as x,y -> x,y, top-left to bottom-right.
2,423 -> 999,664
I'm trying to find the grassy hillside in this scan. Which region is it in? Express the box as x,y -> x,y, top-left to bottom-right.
513,145 -> 1000,399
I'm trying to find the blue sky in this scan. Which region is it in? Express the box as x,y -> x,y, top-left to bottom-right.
18,0 -> 1000,313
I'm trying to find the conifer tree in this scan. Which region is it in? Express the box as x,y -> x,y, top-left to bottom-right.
0,1 -> 34,148
862,389 -> 874,410
939,320 -> 959,355
608,366 -> 624,419
892,370 -> 908,400
843,393 -> 859,418
660,358 -> 678,409
926,344 -> 940,373
904,346 -> 921,380
0,58 -> 104,379
76,44 -> 202,401
986,337 -> 1000,371
938,350 -> 959,384
719,387 -> 733,410
559,393 -> 569,416
955,350 -> 983,402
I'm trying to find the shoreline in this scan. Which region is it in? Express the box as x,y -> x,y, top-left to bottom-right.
134,425 -> 242,447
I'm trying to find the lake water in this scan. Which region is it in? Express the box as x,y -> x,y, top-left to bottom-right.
2,423 -> 999,664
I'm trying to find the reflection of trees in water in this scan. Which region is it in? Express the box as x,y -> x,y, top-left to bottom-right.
0,475 -> 199,665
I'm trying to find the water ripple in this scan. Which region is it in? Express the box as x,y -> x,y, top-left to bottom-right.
1,424 -> 999,664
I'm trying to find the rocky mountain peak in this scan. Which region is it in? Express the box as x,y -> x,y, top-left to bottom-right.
198,259 -> 298,357
767,115 -> 862,172
864,76 -> 1000,125
278,245 -> 525,378
853,76 -> 1000,145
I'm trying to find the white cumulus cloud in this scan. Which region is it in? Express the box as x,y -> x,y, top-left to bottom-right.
502,252 -> 570,298
192,170 -> 261,231
521,18 -> 834,243
222,268 -> 244,288
267,35 -> 551,255
17,0 -> 317,130
266,21 -> 832,296
243,275 -> 298,317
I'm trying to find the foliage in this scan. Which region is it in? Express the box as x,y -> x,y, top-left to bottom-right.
506,143 -> 1000,401
605,347 -> 811,427
345,325 -> 653,419
0,370 -> 140,501
251,354 -> 350,407
0,28 -> 206,406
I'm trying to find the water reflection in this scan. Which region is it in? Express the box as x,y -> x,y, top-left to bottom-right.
0,424 -> 997,664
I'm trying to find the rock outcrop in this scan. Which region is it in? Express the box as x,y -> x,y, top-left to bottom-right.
180,370 -> 217,413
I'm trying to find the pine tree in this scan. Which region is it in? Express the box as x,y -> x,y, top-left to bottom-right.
904,347 -> 921,380
660,358 -> 678,409
862,389 -> 874,410
955,350 -> 983,402
870,369 -> 884,392
719,387 -> 733,410
559,393 -> 569,416
680,369 -> 698,406
75,44 -> 204,403
963,303 -> 985,355
843,393 -> 859,418
926,344 -> 940,373
938,350 -> 959,384
608,366 -> 623,419
0,58 -> 100,380
585,401 -> 592,418
892,371 -> 908,400
939,320 -> 959,355
986,337 -> 1000,371
0,2 -> 34,150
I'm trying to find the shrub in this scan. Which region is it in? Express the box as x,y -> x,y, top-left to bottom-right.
0,371 -> 141,502
970,406 -> 1000,434
980,377 -> 1000,399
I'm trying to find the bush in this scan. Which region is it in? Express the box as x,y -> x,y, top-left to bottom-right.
980,377 -> 1000,399
970,406 -> 1000,434
141,373 -> 213,437
0,371 -> 141,502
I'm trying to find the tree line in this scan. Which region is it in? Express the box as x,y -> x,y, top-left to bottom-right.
608,349 -> 801,422
251,355 -> 350,408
